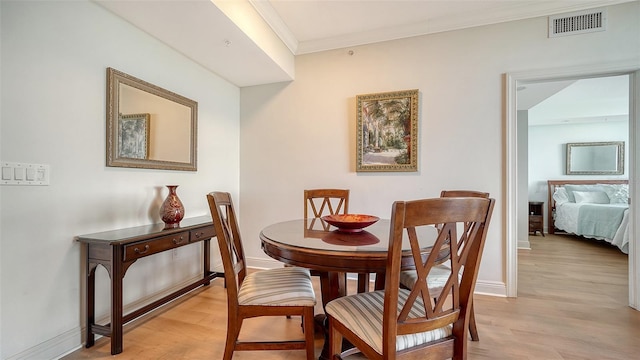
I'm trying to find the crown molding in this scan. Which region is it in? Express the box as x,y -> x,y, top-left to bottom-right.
256,0 -> 634,55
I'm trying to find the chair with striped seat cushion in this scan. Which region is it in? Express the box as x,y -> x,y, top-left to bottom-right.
327,197 -> 494,360
207,192 -> 316,360
399,189 -> 490,342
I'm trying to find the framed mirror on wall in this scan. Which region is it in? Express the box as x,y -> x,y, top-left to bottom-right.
106,67 -> 198,171
566,141 -> 624,175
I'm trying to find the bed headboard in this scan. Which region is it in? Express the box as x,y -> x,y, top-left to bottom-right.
547,179 -> 628,234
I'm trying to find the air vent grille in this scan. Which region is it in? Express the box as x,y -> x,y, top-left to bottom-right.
549,8 -> 606,37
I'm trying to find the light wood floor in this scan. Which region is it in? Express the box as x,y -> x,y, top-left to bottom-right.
62,234 -> 640,359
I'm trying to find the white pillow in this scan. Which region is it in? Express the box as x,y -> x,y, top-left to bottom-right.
573,190 -> 610,204
564,184 -> 606,203
599,184 -> 629,204
552,187 -> 570,205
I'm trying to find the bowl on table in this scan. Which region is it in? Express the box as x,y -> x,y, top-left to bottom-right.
321,214 -> 380,233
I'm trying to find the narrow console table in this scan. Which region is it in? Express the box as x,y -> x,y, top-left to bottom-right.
76,216 -> 223,355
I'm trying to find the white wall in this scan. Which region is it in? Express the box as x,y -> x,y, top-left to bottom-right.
0,1 -> 239,358
240,1 -> 640,297
528,121 -> 629,231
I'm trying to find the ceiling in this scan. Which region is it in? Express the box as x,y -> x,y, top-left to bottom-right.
521,75 -> 630,126
95,0 -> 633,87
95,0 -> 631,126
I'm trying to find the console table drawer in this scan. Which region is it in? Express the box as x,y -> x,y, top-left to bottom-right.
190,226 -> 215,242
123,232 -> 189,261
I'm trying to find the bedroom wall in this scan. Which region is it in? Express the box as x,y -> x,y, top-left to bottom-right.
240,1 -> 640,299
0,1 -> 239,358
528,121 -> 629,231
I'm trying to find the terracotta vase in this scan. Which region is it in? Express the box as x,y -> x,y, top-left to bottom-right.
160,185 -> 185,229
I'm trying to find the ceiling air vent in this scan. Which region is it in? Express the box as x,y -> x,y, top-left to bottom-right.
549,8 -> 607,38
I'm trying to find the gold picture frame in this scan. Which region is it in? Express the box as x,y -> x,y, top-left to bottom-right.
356,89 -> 419,172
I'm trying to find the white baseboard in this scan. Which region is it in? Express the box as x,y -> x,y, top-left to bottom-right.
518,239 -> 531,250
475,280 -> 508,297
248,256 -> 283,269
7,327 -> 81,360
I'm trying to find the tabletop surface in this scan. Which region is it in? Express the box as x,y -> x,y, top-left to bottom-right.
260,218 -> 437,253
76,215 -> 213,245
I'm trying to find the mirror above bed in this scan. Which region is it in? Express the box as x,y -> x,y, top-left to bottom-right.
106,68 -> 198,171
566,141 -> 624,175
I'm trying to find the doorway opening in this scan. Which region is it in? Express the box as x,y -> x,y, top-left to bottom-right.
505,63 -> 640,309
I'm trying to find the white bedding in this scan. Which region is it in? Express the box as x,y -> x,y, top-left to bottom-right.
554,202 -> 629,254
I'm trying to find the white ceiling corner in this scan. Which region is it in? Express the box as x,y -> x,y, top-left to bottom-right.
248,0 -> 299,55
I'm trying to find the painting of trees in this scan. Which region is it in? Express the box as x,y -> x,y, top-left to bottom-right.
356,89 -> 418,172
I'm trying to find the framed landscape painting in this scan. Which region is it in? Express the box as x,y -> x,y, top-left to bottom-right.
118,113 -> 150,159
356,89 -> 419,172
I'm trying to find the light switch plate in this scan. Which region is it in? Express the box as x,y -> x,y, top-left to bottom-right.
0,162 -> 50,185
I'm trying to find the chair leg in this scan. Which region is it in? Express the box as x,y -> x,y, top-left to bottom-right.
223,318 -> 241,360
357,273 -> 370,293
328,317 -> 343,359
469,302 -> 479,341
303,307 -> 315,360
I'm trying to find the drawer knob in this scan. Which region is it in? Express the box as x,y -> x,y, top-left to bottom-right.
134,245 -> 150,254
172,236 -> 186,245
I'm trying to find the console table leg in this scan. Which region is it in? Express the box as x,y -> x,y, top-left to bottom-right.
204,239 -> 211,285
85,260 -> 96,348
111,245 -> 124,355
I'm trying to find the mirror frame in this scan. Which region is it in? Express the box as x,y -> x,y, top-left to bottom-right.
106,67 -> 198,171
566,141 -> 624,175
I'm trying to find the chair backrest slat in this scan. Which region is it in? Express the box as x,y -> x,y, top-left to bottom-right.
207,192 -> 246,309
440,190 -> 489,199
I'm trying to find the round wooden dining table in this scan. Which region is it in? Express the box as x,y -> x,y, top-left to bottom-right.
260,217 -> 439,300
260,218 -> 437,360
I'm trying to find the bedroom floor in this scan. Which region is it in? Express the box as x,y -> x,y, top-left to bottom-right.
63,233 -> 638,360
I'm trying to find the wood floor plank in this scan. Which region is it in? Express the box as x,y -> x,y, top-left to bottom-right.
62,233 -> 640,359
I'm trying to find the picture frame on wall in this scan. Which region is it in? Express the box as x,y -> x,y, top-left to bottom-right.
118,113 -> 150,160
356,89 -> 419,172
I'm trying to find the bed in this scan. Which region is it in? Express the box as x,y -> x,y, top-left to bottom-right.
547,179 -> 629,254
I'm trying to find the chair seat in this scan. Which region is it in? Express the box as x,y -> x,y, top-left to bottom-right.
399,265 -> 453,295
326,289 -> 452,354
238,267 -> 317,306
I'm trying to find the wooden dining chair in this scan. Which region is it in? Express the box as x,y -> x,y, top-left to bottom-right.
304,189 -> 373,293
326,197 -> 495,360
399,190 -> 489,342
207,192 -> 317,360
304,189 -> 350,227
